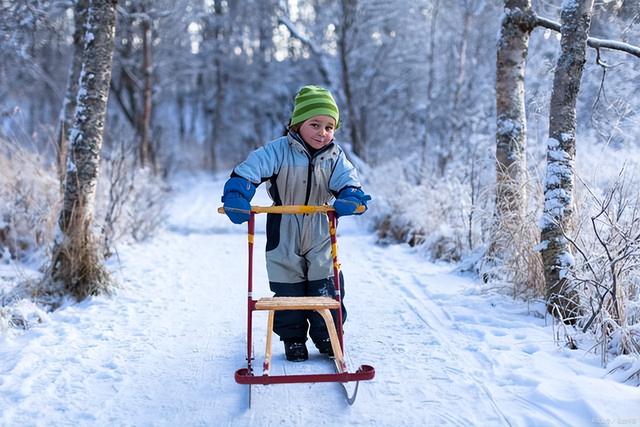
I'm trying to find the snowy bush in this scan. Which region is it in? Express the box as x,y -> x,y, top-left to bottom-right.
476,168 -> 547,300
564,162 -> 640,359
0,139 -> 59,262
96,143 -> 169,258
0,136 -> 168,263
368,156 -> 493,262
0,297 -> 47,331
479,212 -> 546,300
0,136 -> 170,325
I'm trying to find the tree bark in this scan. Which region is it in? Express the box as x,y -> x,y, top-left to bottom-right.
493,1 -> 535,250
209,0 -> 225,170
140,7 -> 155,171
440,4 -> 473,175
50,0 -> 118,300
541,0 -> 594,320
420,1 -> 439,182
339,0 -> 363,159
57,0 -> 89,189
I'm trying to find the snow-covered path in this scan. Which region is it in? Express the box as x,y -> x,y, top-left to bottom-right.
1,174 -> 639,427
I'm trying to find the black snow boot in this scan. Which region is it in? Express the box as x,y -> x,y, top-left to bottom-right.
314,338 -> 334,357
284,340 -> 308,362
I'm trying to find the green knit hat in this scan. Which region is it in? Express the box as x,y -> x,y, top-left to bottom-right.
289,85 -> 340,130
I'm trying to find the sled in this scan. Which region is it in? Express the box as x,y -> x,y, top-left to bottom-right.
218,204 -> 375,405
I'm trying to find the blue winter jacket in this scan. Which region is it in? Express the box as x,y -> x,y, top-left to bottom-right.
233,133 -> 362,283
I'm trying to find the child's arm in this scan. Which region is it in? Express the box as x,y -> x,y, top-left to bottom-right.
221,177 -> 255,224
333,187 -> 371,216
233,138 -> 283,185
329,151 -> 371,216
221,138 -> 284,224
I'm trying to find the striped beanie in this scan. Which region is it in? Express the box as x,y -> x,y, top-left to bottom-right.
289,85 -> 340,129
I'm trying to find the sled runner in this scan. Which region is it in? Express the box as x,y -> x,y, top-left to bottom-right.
218,205 -> 375,406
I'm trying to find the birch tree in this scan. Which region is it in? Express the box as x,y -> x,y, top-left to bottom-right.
540,0 -> 594,320
57,0 -> 89,187
489,0 -> 640,297
494,0 -> 535,243
50,0 -> 118,300
487,0 -> 545,291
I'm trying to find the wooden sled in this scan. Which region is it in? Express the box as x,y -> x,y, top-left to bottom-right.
218,205 -> 375,405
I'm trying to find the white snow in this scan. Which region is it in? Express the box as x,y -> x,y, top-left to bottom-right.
496,118 -> 518,135
547,138 -> 560,149
1,173 -> 639,426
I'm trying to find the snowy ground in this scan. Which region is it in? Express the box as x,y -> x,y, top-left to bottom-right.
1,173 -> 639,427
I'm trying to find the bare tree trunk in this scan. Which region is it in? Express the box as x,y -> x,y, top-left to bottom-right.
50,0 -> 118,300
210,59 -> 223,170
140,8 -> 155,172
493,1 -> 535,253
541,0 -> 594,320
209,0 -> 225,171
420,0 -> 439,182
339,0 -> 363,159
57,0 -> 89,189
439,5 -> 473,176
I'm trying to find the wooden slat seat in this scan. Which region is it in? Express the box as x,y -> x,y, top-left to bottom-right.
256,296 -> 347,374
255,297 -> 340,311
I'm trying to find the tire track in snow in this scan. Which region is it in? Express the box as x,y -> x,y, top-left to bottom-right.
354,243 -> 513,426
403,273 -> 512,427
336,240 -> 477,426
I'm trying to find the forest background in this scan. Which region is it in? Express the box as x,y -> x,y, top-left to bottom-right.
1,0 -> 640,367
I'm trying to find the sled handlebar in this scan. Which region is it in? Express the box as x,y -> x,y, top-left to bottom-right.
217,205 -> 365,215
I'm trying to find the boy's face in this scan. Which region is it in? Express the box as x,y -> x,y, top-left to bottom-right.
298,115 -> 336,150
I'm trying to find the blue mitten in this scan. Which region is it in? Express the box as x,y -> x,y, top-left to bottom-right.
333,187 -> 372,217
221,177 -> 256,224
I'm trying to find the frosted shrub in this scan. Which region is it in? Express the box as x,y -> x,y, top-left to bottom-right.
96,145 -> 168,257
0,139 -> 59,262
567,169 -> 640,361
0,298 -> 47,331
480,210 -> 546,299
369,158 -> 490,261
479,174 -> 546,300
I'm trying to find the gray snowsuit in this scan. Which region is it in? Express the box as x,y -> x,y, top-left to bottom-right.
233,132 -> 362,343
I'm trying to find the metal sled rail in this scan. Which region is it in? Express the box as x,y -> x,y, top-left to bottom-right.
235,365 -> 375,385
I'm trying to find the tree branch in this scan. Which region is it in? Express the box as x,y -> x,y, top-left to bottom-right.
276,16 -> 332,88
277,16 -> 322,56
535,15 -> 640,58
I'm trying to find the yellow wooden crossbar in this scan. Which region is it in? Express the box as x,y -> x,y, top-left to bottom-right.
255,296 -> 340,311
218,205 -> 365,215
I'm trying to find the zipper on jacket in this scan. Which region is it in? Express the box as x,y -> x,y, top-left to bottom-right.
304,160 -> 313,206
289,131 -> 333,207
303,143 -> 333,206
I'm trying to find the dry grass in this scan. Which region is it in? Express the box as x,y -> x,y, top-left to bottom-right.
48,229 -> 114,301
0,139 -> 59,261
482,209 -> 546,300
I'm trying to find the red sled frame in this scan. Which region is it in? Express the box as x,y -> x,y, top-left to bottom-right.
225,205 -> 375,390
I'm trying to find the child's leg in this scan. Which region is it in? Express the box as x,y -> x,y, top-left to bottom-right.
306,272 -> 347,347
269,281 -> 308,341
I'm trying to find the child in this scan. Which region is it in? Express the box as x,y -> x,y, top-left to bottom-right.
221,85 -> 371,362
